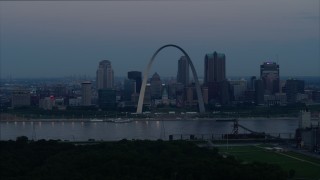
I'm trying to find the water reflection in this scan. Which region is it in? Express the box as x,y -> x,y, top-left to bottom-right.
0,119 -> 301,141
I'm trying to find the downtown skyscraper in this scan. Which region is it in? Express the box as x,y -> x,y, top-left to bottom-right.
204,51 -> 226,84
260,62 -> 279,94
96,60 -> 114,90
81,81 -> 92,106
204,51 -> 230,105
177,56 -> 189,86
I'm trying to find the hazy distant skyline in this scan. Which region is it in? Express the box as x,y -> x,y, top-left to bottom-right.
0,0 -> 319,78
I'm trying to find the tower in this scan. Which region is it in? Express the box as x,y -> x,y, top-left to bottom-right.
204,51 -> 228,104
81,81 -> 92,106
260,62 -> 279,95
96,60 -> 114,90
204,51 -> 226,84
177,56 -> 189,86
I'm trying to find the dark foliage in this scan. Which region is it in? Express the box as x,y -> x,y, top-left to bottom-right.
0,138 -> 288,180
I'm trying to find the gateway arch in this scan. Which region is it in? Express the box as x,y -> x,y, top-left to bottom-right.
136,44 -> 205,114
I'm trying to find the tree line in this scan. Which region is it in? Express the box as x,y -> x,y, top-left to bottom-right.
0,137 -> 290,180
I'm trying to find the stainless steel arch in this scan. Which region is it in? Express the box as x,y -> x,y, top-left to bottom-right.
136,44 -> 205,114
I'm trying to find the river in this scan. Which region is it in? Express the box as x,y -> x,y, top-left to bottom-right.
2,118 -> 315,141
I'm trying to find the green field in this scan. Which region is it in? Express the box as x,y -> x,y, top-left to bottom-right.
218,145 -> 320,180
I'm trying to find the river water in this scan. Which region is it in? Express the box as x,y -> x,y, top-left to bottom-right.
0,118 -> 311,141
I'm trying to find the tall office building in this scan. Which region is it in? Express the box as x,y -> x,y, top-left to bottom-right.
260,62 -> 279,95
204,51 -> 226,84
81,81 -> 92,106
96,60 -> 114,90
204,51 -> 227,104
128,71 -> 142,93
150,72 -> 162,99
177,56 -> 189,86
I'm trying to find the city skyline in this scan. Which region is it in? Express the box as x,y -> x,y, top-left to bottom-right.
0,0 -> 319,78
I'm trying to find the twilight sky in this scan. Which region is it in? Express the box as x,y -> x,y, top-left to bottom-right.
0,0 -> 319,79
